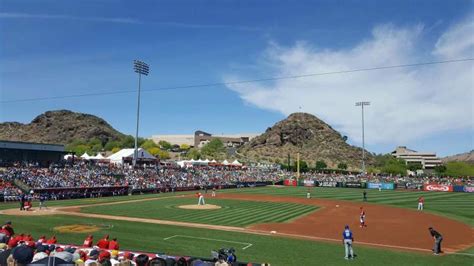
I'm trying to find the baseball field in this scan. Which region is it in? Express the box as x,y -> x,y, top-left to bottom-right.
1,186 -> 473,265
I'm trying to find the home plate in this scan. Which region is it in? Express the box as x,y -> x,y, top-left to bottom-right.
270,231 -> 277,234
336,205 -> 339,207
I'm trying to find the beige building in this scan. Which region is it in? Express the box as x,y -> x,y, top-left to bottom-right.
151,130 -> 259,148
391,146 -> 442,169
151,134 -> 194,146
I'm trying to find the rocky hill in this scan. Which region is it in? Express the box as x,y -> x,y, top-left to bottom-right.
0,110 -> 125,145
239,113 -> 372,169
442,151 -> 474,164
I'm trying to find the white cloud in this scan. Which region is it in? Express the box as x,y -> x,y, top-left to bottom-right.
225,18 -> 474,145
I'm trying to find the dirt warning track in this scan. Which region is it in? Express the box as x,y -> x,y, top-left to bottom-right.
1,193 -> 472,254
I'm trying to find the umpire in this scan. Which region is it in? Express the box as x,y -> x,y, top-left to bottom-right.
429,227 -> 443,255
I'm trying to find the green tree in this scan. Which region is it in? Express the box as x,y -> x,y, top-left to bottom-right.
315,160 -> 327,170
407,162 -> 423,171
104,140 -> 120,151
337,162 -> 348,170
120,135 -> 136,148
434,164 -> 447,175
294,160 -> 309,172
381,157 -> 407,175
158,140 -> 172,151
444,162 -> 474,177
186,148 -> 201,160
111,147 -> 121,153
201,139 -> 226,158
180,144 -> 191,151
141,139 -> 159,150
156,149 -> 170,160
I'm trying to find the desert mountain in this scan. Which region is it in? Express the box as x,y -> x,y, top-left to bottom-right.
442,151 -> 474,164
239,113 -> 372,169
0,110 -> 124,145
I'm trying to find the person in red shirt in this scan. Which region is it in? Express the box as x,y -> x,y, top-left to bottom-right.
83,235 -> 94,248
22,234 -> 33,241
46,235 -> 57,244
97,235 -> 110,249
37,235 -> 46,244
418,196 -> 424,211
108,238 -> 119,250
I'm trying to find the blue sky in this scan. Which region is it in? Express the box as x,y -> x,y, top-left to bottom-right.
0,0 -> 473,156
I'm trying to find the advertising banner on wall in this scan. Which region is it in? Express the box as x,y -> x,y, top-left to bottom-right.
423,183 -> 453,192
367,182 -> 395,190
303,180 -> 315,187
463,186 -> 474,193
284,179 -> 297,186
367,183 -> 381,189
344,182 -> 366,188
317,181 -> 338,187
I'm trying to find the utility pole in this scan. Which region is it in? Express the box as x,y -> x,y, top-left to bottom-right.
355,101 -> 370,174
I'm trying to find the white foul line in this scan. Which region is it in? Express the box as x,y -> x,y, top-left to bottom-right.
163,235 -> 253,250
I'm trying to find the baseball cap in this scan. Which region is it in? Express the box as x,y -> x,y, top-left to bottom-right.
89,249 -> 100,258
54,251 -> 74,262
111,250 -> 119,258
32,252 -> 49,262
36,244 -> 48,253
12,245 -> 34,264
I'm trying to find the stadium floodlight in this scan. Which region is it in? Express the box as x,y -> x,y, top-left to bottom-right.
132,60 -> 150,167
355,101 -> 370,174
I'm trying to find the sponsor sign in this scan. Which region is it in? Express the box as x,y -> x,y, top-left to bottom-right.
318,181 -> 338,187
423,184 -> 453,192
453,185 -> 465,192
463,186 -> 474,193
303,180 -> 315,187
284,179 -> 297,187
345,182 -> 364,188
367,183 -> 381,189
367,182 -> 395,190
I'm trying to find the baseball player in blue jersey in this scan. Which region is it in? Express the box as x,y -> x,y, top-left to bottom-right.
343,225 -> 355,260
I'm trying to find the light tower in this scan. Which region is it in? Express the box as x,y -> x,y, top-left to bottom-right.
355,101 -> 370,174
133,60 -> 150,167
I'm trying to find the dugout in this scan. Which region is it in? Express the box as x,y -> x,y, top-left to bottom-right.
0,140 -> 66,167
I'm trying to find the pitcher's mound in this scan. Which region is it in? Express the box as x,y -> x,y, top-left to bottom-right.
178,204 -> 221,210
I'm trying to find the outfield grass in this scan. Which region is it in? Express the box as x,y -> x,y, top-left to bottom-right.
81,197 -> 317,227
1,187 -> 472,265
224,187 -> 474,226
1,213 -> 472,266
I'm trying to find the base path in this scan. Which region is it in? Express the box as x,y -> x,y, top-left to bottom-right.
2,193 -> 472,254
217,193 -> 473,253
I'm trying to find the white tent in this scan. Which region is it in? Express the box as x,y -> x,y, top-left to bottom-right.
203,159 -> 210,163
80,152 -> 91,160
90,153 -> 106,160
211,159 -> 217,163
231,159 -> 242,166
107,148 -> 156,164
64,154 -> 74,160
222,160 -> 230,165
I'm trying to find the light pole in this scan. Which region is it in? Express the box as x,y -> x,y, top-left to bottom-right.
133,60 -> 150,167
355,101 -> 370,174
